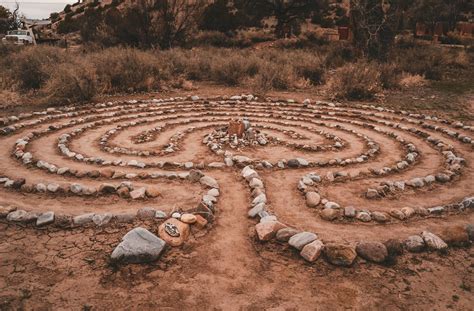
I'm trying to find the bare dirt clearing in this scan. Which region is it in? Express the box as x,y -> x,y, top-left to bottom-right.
0,87 -> 473,310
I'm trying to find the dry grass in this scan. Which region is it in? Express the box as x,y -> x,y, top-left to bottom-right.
0,42 -> 472,104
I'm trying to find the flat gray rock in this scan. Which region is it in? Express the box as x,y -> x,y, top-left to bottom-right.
200,176 -> 219,189
289,232 -> 318,250
111,227 -> 166,264
73,213 -> 95,226
36,211 -> 55,226
92,213 -> 113,226
405,235 -> 425,252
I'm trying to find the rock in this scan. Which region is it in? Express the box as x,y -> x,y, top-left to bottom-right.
356,242 -> 388,263
435,173 -> 450,183
276,228 -> 300,242
467,224 -> 474,241
137,207 -> 156,219
372,211 -> 389,223
356,211 -> 371,222
194,215 -> 208,229
200,176 -> 219,189
172,212 -> 181,219
47,183 -> 60,193
324,202 -> 340,209
384,239 -> 404,257
287,159 -> 300,168
255,221 -> 286,241
248,203 -> 265,218
206,189 -> 219,198
115,214 -> 135,223
300,240 -> 324,262
7,210 -> 36,222
260,215 -> 277,223
289,232 -> 318,250
405,235 -> 425,252
249,178 -> 263,189
188,169 -> 204,182
73,213 -> 95,226
130,187 -> 147,200
428,206 -> 444,214
401,207 -> 415,218
180,213 -> 197,224
92,213 -> 113,226
252,193 -> 267,206
116,187 -> 130,198
324,244 -> 357,266
439,226 -> 470,246
158,218 -> 190,247
0,205 -> 16,218
155,210 -> 167,219
36,211 -> 54,226
145,186 -> 161,198
111,227 -> 166,264
99,183 -> 116,194
344,206 -> 356,218
305,192 -> 321,208
70,183 -> 83,194
421,231 -> 448,251
366,189 -> 380,199
321,208 -> 339,221
389,209 -> 406,220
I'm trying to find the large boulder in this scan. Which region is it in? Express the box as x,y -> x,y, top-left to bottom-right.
324,244 -> 357,266
111,227 -> 166,264
356,242 -> 388,263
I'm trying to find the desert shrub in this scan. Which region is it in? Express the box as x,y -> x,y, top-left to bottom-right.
90,48 -> 164,92
42,60 -> 97,104
444,50 -> 471,69
398,73 -> 427,88
326,61 -> 381,100
323,41 -> 357,68
7,46 -> 66,90
209,51 -> 260,85
390,45 -> 445,80
190,31 -> 234,47
379,63 -> 401,89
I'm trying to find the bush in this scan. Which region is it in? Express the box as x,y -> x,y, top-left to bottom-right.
326,61 -> 381,100
8,46 -> 66,90
42,60 -> 97,104
390,45 -> 445,80
90,48 -> 164,92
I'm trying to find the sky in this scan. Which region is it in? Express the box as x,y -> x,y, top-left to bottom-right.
0,0 -> 76,19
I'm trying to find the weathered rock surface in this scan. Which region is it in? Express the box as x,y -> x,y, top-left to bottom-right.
158,218 -> 190,247
111,227 -> 166,264
300,240 -> 324,262
324,244 -> 357,266
289,232 -> 318,250
356,242 -> 388,263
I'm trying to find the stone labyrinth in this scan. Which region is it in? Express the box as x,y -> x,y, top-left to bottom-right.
1,94 -> 473,266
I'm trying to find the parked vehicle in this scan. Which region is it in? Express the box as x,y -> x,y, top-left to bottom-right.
1,29 -> 35,45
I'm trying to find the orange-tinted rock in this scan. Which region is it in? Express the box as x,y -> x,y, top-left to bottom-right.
158,218 -> 190,247
255,221 -> 286,241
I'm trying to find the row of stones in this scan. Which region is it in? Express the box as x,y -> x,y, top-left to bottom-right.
3,94 -> 473,151
0,165 -> 217,201
4,96 -> 466,189
12,108 -> 378,175
0,172 -> 220,247
299,172 -> 474,223
242,165 -> 474,265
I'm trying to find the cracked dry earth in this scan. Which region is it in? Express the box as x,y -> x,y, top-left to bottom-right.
1,92 -> 473,310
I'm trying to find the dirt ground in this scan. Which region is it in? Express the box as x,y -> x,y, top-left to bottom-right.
0,85 -> 473,310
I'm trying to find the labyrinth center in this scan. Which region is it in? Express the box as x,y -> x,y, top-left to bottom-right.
1,95 -> 473,263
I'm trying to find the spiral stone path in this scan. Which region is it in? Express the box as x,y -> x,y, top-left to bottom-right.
1,93 -> 474,308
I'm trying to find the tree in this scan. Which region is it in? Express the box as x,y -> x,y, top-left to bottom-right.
238,0 -> 323,38
350,0 -> 401,60
0,3 -> 20,34
153,0 -> 207,48
410,0 -> 472,34
200,0 -> 239,33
